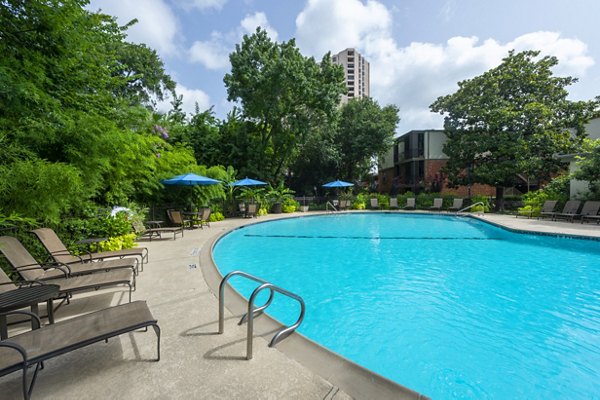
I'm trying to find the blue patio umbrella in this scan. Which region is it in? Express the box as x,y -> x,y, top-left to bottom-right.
230,177 -> 267,187
162,172 -> 220,186
322,180 -> 354,188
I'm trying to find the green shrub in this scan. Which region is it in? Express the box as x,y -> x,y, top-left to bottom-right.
257,207 -> 268,216
95,233 -> 137,251
470,195 -> 491,212
352,192 -> 367,210
282,198 -> 298,213
209,211 -> 225,222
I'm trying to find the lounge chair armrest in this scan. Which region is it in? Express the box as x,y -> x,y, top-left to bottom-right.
1,310 -> 42,327
0,340 -> 28,363
52,249 -> 87,262
41,261 -> 72,275
16,264 -> 69,278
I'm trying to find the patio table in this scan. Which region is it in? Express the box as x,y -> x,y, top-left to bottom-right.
0,284 -> 60,339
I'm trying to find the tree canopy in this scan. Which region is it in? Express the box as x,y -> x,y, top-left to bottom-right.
573,139 -> 600,198
336,98 -> 399,181
0,0 -> 225,223
224,28 -> 346,184
430,50 -> 600,209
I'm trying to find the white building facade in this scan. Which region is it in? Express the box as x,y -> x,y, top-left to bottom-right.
332,48 -> 370,104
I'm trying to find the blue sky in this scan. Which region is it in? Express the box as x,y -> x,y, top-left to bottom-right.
89,0 -> 600,134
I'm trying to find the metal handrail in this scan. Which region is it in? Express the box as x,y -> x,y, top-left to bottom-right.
218,270 -> 305,360
456,201 -> 484,214
326,201 -> 338,212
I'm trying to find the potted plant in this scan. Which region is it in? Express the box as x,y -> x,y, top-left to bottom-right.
266,182 -> 295,214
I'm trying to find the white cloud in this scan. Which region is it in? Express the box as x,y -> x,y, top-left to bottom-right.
296,0 -> 390,57
295,0 -> 595,133
240,12 -> 278,41
181,0 -> 228,11
88,0 -> 180,56
156,84 -> 211,116
189,32 -> 230,70
187,11 -> 279,70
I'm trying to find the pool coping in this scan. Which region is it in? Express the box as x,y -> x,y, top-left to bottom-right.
200,213 -> 429,400
200,211 -> 600,400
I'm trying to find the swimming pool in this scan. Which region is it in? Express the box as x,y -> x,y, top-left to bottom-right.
212,213 -> 600,399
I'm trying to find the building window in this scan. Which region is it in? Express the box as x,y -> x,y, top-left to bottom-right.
348,75 -> 354,80
417,133 -> 425,157
348,63 -> 354,68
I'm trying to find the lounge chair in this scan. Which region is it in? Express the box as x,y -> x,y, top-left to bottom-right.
1,235 -> 137,283
246,203 -> 258,218
370,198 -> 379,209
0,236 -> 134,302
570,201 -> 600,223
429,198 -> 443,211
132,221 -> 183,241
520,200 -> 558,219
403,198 -> 416,210
197,208 -> 211,228
167,210 -> 194,230
338,199 -> 348,211
0,301 -> 160,400
389,198 -> 398,209
545,200 -> 581,222
31,228 -> 148,272
447,198 -> 464,212
238,203 -> 247,217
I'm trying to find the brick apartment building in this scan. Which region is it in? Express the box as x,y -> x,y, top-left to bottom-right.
378,130 -> 495,196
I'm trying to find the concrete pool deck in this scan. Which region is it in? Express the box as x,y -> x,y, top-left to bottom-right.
1,210 -> 598,399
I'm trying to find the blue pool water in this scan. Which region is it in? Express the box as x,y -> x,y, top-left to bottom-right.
212,213 -> 600,399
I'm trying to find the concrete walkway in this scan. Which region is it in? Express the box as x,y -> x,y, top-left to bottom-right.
1,211 -> 598,399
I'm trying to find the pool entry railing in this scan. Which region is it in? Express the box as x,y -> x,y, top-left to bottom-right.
326,201 -> 338,212
218,270 -> 305,360
456,201 -> 484,215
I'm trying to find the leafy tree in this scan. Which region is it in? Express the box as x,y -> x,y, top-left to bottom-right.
335,97 -> 400,181
112,40 -> 176,106
430,50 -> 599,210
573,139 -> 600,198
224,28 -> 345,183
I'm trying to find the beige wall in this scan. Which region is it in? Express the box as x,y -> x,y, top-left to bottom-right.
425,131 -> 447,159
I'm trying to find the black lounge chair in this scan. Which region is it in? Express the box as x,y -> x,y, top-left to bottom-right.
429,198 -> 443,211
133,221 -> 183,241
0,301 -> 160,400
31,228 -> 148,272
403,198 -> 416,210
576,201 -> 600,223
548,200 -> 581,222
0,236 -> 133,302
447,198 -> 464,212
522,200 -> 558,219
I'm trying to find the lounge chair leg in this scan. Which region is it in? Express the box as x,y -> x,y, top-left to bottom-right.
152,323 -> 161,361
23,362 -> 42,400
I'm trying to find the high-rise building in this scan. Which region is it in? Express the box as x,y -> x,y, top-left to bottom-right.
332,48 -> 370,103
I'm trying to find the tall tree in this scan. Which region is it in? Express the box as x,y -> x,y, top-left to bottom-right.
224,28 -> 345,183
573,138 -> 600,198
335,98 -> 400,181
430,50 -> 599,210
